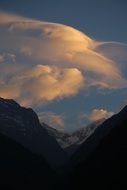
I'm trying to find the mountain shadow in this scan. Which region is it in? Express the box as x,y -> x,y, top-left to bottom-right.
0,132 -> 56,190
69,106 -> 127,189
0,97 -> 68,169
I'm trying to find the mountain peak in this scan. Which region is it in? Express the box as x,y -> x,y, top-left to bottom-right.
0,97 -> 68,168
0,97 -> 20,108
70,103 -> 127,189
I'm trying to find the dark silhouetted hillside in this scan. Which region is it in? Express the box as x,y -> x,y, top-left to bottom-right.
0,132 -> 55,189
0,97 -> 68,169
69,106 -> 127,189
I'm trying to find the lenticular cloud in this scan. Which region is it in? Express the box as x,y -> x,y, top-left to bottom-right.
0,11 -> 127,106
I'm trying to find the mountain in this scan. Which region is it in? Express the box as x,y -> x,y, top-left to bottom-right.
69,105 -> 127,189
0,97 -> 68,168
65,119 -> 104,155
70,113 -> 118,167
42,123 -> 70,148
1,97 -> 127,188
0,132 -> 55,189
43,119 -> 104,155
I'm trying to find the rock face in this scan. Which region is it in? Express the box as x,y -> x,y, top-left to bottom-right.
0,97 -> 68,168
43,120 -> 104,155
70,106 -> 127,189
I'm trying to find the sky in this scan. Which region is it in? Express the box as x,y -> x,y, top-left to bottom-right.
0,0 -> 127,132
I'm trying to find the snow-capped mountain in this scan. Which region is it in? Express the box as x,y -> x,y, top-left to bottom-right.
43,119 -> 104,154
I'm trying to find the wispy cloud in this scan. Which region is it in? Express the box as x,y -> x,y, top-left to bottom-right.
0,11 -> 127,106
38,111 -> 64,130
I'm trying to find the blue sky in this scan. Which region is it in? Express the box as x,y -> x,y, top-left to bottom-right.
1,0 -> 127,42
0,0 -> 127,132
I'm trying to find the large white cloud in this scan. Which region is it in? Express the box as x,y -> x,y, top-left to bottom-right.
0,11 -> 127,106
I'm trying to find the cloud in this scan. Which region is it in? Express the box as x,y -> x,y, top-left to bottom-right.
0,64 -> 84,106
95,41 -> 127,79
0,11 -> 127,106
0,53 -> 16,63
0,55 -> 4,64
0,11 -> 33,24
88,109 -> 114,121
38,112 -> 64,130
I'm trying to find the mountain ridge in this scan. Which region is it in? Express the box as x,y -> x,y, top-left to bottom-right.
43,119 -> 104,155
0,97 -> 68,169
69,104 -> 127,189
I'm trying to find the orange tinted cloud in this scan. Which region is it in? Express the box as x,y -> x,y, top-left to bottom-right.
0,64 -> 84,106
89,109 -> 114,121
0,11 -> 127,106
